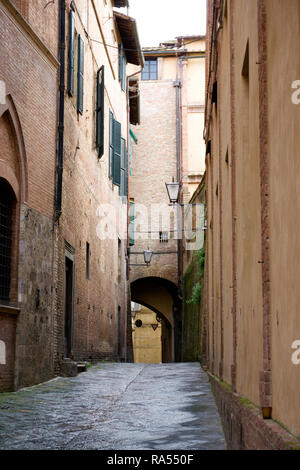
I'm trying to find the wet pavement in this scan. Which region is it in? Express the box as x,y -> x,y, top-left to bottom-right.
0,362 -> 226,450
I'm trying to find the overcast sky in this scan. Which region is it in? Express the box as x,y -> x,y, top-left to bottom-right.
122,0 -> 207,47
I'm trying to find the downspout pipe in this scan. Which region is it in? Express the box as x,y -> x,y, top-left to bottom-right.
56,0 -> 66,220
125,66 -> 143,363
174,54 -> 183,361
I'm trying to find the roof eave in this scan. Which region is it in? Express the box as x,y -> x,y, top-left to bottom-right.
114,12 -> 144,68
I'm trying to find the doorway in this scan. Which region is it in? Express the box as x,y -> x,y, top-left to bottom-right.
64,256 -> 74,358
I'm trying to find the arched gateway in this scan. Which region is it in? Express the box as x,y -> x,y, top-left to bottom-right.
131,276 -> 182,363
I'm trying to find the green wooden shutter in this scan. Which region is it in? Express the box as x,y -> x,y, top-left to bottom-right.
109,110 -> 113,178
77,35 -> 84,114
112,119 -> 121,186
119,137 -> 124,196
120,137 -> 127,197
123,138 -> 128,197
119,43 -> 127,91
68,10 -> 75,96
129,201 -> 135,246
96,65 -> 104,158
124,166 -> 128,197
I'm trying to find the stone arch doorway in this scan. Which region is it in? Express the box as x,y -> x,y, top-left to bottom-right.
0,94 -> 27,391
0,95 -> 28,203
131,277 -> 182,363
0,93 -> 28,305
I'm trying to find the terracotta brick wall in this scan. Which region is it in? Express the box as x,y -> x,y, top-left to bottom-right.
0,1 -> 58,389
54,0 -> 129,366
130,79 -> 178,286
0,313 -> 17,393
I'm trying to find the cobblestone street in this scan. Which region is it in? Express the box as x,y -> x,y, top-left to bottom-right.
0,363 -> 225,450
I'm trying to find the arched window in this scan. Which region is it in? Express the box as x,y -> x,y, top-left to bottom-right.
0,179 -> 16,304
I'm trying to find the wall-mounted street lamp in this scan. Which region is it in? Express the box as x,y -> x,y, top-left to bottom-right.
143,249 -> 153,266
165,178 -> 198,207
165,177 -> 180,204
129,249 -> 153,267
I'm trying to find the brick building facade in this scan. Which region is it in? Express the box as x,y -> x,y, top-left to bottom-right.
0,0 -> 143,391
129,38 -> 206,362
204,0 -> 300,449
0,0 -> 59,391
54,0 -> 143,369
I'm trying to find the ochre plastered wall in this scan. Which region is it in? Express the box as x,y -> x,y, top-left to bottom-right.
265,0 -> 300,436
232,0 -> 263,406
205,0 -> 300,439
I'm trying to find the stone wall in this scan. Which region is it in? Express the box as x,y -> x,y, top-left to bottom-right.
15,205 -> 55,388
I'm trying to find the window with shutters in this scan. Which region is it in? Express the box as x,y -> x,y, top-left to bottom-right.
96,66 -> 104,158
112,118 -> 121,186
123,138 -> 128,197
119,137 -> 127,200
68,10 -> 75,96
109,110 -> 113,179
77,35 -> 84,114
109,111 -> 122,186
129,199 -> 135,246
119,42 -> 127,91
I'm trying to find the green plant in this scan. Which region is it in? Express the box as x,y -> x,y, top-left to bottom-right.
186,281 -> 202,305
186,247 -> 206,305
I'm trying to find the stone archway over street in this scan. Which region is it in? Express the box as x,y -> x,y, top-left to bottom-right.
131,277 -> 182,362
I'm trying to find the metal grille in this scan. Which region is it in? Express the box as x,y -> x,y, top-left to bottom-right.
159,231 -> 169,243
0,198 -> 12,303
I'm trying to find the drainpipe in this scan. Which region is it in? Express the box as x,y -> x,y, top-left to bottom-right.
174,54 -> 183,361
55,0 -> 66,220
174,55 -> 182,289
125,66 -> 143,363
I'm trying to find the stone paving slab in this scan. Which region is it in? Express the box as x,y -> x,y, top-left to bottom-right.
0,362 -> 226,450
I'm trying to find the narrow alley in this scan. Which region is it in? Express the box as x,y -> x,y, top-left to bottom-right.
0,363 -> 225,450
1,0 -> 300,453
